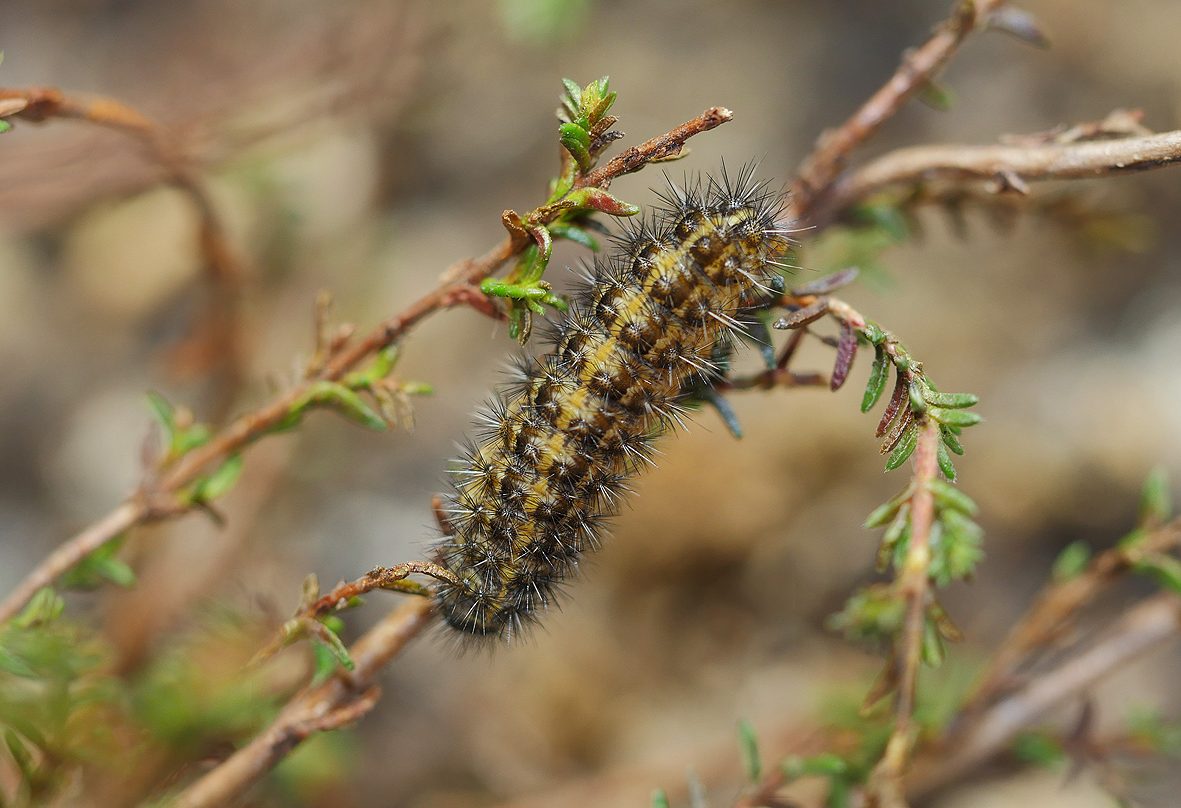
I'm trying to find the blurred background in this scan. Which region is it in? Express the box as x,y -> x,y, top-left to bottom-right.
1,0 -> 1180,805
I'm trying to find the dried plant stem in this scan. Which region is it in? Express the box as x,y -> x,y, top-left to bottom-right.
909,592 -> 1181,798
792,0 -> 1006,218
173,597 -> 436,808
0,86 -> 248,415
822,129 -> 1181,220
0,107 -> 732,621
865,421 -> 941,808
963,518 -> 1181,715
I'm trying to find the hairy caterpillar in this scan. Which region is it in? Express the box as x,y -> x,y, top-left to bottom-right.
433,166 -> 791,640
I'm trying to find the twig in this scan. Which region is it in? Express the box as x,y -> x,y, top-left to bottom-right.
820,129 -> 1181,221
172,596 -> 435,808
0,86 -> 248,417
792,0 -> 1008,219
865,421 -> 942,808
958,518 -> 1181,721
0,108 -> 732,619
908,592 -> 1181,798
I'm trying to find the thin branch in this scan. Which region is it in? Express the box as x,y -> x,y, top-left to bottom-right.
820,129 -> 1181,221
958,518 -> 1181,720
865,421 -> 941,808
172,596 -> 436,808
909,592 -> 1181,798
0,107 -> 733,619
792,0 -> 1008,218
0,86 -> 248,416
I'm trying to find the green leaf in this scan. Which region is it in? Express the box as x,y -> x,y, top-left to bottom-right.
860,322 -> 887,345
202,453 -> 244,501
782,752 -> 848,779
917,79 -> 956,111
884,425 -> 919,471
738,719 -> 762,783
936,440 -> 957,481
61,539 -> 137,590
1133,554 -> 1181,595
861,346 -> 889,412
923,391 -> 978,409
921,614 -> 946,666
12,588 -> 64,628
561,78 -> 582,111
4,730 -> 37,780
0,645 -> 38,678
1139,467 -> 1171,526
1052,540 -> 1092,582
559,122 -> 593,172
907,381 -> 927,414
941,426 -> 965,456
548,221 -> 600,251
650,789 -> 670,808
1012,731 -> 1065,767
928,479 -> 978,516
864,488 -> 912,529
0,119 -> 12,134
929,408 -> 981,428
312,621 -> 355,674
299,381 -> 388,431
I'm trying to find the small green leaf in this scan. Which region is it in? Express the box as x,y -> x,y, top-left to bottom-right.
921,615 -> 946,666
0,119 -> 12,134
1052,540 -> 1092,582
1012,731 -> 1065,767
941,426 -> 965,456
298,381 -> 388,431
923,391 -> 979,409
885,424 -> 919,471
0,646 -> 37,678
864,488 -> 912,529
12,588 -> 64,628
650,790 -> 670,808
853,203 -> 909,242
917,79 -> 956,111
1133,554 -> 1181,595
312,621 -> 355,673
738,719 -> 762,783
861,346 -> 889,413
559,122 -> 593,172
200,454 -> 244,501
1139,467 -> 1171,527
146,390 -> 176,430
62,538 -> 137,590
907,381 -> 928,415
548,221 -> 600,251
782,752 -> 848,779
936,440 -> 957,481
4,730 -> 37,779
929,408 -> 981,428
861,322 -> 887,345
928,479 -> 978,516
561,78 -> 582,111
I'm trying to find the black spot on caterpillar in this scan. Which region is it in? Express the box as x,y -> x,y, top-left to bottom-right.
433,165 -> 792,641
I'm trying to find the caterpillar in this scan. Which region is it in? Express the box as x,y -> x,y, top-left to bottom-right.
433,166 -> 792,641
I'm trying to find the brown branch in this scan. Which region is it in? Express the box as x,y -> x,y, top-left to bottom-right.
575,106 -> 733,190
958,518 -> 1181,721
865,421 -> 941,808
820,129 -> 1181,221
172,596 -> 436,808
0,86 -> 249,416
0,107 -> 732,619
792,0 -> 1008,219
908,592 -> 1181,798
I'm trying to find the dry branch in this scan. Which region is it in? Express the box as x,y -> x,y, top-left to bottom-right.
820,129 -> 1181,221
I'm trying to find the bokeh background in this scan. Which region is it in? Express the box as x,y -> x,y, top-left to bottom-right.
1,0 -> 1180,806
